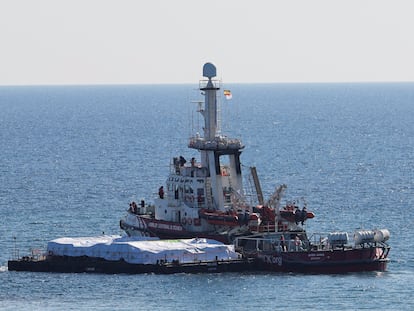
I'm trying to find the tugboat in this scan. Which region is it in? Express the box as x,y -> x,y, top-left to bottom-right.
120,63 -> 314,243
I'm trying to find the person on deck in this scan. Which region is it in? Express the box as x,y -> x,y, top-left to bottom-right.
158,186 -> 164,199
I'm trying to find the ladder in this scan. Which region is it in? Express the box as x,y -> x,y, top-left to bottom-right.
205,178 -> 213,208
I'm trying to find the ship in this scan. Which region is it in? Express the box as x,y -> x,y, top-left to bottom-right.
234,229 -> 390,273
8,63 -> 390,274
120,63 -> 314,243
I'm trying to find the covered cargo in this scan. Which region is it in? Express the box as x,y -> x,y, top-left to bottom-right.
46,235 -> 240,265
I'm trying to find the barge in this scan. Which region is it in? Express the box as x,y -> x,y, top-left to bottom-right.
8,235 -> 254,274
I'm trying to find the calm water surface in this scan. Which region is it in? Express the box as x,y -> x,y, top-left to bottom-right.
0,83 -> 413,310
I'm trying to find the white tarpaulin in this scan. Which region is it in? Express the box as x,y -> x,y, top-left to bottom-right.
47,236 -> 240,264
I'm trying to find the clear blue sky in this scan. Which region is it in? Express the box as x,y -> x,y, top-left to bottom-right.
1,0 -> 413,85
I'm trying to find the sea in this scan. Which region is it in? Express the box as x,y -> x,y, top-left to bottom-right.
0,83 -> 413,310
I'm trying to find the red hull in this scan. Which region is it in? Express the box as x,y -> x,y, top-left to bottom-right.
121,217 -> 231,244
256,247 -> 390,273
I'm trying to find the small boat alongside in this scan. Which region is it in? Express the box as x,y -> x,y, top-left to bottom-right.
235,229 -> 390,273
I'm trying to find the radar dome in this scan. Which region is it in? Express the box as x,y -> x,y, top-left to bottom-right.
203,63 -> 216,78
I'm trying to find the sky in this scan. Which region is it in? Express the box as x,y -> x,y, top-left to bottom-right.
1,0 -> 413,85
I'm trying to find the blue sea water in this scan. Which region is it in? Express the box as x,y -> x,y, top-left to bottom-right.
0,83 -> 413,310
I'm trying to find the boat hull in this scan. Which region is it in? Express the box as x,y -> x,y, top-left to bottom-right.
255,246 -> 390,273
120,217 -> 232,244
8,256 -> 255,274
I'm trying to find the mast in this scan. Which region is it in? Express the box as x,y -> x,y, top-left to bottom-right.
188,63 -> 245,211
202,63 -> 219,141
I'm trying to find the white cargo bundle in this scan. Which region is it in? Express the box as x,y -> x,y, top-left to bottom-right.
47,236 -> 240,264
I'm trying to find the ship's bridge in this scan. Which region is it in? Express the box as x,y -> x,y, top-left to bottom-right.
188,135 -> 244,151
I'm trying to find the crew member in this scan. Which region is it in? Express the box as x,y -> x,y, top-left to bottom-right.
158,186 -> 164,199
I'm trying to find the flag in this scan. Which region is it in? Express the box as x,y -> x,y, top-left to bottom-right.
224,89 -> 232,100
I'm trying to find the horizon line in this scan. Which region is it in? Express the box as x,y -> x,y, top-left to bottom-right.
1,80 -> 414,88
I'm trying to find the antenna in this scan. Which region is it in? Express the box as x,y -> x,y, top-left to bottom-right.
13,236 -> 18,260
